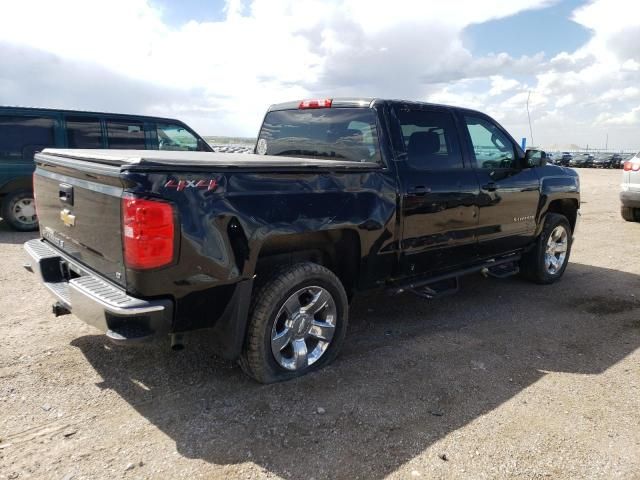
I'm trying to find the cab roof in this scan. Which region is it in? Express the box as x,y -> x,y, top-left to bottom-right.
266,98 -> 486,117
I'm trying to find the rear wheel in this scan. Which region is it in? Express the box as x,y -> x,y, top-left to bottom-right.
621,206 -> 639,222
240,262 -> 349,383
1,190 -> 38,231
520,213 -> 572,284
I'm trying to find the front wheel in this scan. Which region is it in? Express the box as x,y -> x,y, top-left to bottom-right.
1,190 -> 38,231
520,213 -> 572,284
240,262 -> 349,383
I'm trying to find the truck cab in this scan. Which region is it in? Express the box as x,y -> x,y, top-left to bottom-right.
258,99 -> 578,277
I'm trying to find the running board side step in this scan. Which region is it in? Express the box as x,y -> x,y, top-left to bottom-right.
389,254 -> 521,298
481,261 -> 520,279
408,277 -> 459,299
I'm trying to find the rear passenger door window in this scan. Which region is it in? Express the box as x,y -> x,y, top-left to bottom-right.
397,109 -> 463,170
65,116 -> 103,148
464,116 -> 516,169
0,115 -> 57,161
106,120 -> 146,149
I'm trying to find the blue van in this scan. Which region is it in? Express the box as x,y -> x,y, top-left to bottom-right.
0,107 -> 212,231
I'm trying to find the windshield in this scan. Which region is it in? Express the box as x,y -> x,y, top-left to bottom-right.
257,108 -> 381,163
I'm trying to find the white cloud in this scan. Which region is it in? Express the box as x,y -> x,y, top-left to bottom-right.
555,94 -> 575,108
0,0 -> 639,149
489,76 -> 521,96
597,105 -> 640,126
599,87 -> 640,102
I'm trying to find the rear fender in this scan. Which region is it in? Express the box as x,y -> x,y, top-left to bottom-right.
252,229 -> 362,294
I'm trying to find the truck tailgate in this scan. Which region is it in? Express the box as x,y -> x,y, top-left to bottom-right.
34,160 -> 126,286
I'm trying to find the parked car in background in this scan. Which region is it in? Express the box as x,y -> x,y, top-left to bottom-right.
593,153 -> 623,169
570,153 -> 594,168
618,153 -> 635,169
0,107 -> 212,231
606,153 -> 623,169
559,152 -> 573,166
569,154 -> 584,167
592,154 -> 608,168
592,153 -> 618,168
583,153 -> 595,167
621,153 -> 640,222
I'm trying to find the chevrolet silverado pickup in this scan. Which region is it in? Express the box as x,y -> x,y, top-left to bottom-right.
24,98 -> 580,383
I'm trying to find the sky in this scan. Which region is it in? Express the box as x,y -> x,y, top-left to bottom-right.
1,0 -> 639,150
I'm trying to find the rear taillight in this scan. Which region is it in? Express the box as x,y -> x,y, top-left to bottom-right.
122,196 -> 175,270
298,98 -> 332,109
623,161 -> 640,171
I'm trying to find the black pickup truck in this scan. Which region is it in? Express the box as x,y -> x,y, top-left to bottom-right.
24,98 -> 580,383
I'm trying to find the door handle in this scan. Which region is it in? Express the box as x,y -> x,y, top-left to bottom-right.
482,182 -> 497,192
408,185 -> 430,196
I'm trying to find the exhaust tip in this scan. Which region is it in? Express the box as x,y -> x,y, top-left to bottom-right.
52,302 -> 70,317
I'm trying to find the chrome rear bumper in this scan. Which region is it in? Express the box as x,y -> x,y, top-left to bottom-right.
24,238 -> 173,341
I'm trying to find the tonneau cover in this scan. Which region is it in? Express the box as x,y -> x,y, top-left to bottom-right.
37,149 -> 382,170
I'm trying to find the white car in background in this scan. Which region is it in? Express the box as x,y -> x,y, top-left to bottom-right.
621,153 -> 640,222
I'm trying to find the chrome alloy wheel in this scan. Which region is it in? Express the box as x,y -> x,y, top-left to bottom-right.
544,225 -> 568,274
12,197 -> 37,227
270,286 -> 337,371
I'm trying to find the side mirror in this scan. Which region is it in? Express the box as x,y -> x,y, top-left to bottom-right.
525,149 -> 547,167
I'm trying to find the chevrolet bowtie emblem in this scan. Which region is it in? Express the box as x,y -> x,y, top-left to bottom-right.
60,209 -> 76,227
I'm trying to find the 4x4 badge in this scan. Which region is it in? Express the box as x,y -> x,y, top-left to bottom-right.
60,209 -> 76,227
164,179 -> 218,192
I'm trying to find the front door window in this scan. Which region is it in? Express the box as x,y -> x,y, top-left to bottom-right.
465,116 -> 516,169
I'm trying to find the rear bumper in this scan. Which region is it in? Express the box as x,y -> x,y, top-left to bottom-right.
23,238 -> 173,341
620,190 -> 640,209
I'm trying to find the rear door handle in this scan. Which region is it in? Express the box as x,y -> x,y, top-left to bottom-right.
482,182 -> 497,192
408,185 -> 431,196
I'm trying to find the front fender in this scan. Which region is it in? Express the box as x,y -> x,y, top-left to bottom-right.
535,165 -> 580,235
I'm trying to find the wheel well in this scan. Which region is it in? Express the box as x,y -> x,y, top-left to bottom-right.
255,230 -> 361,297
546,199 -> 579,231
0,177 -> 33,197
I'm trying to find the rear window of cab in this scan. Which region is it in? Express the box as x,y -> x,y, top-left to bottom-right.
257,108 -> 381,164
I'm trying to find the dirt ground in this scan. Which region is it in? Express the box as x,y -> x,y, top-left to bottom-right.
1,168 -> 639,480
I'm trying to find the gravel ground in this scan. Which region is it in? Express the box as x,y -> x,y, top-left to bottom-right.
1,168 -> 639,479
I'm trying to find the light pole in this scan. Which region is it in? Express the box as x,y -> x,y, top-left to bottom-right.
526,90 -> 534,148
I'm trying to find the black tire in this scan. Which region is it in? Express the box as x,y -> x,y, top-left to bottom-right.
240,262 -> 349,383
621,206 -> 639,222
1,190 -> 38,231
520,213 -> 572,285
